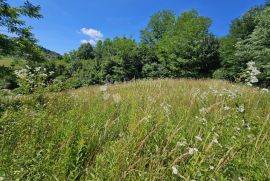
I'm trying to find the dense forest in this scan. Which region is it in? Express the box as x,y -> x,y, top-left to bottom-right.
1,0 -> 270,95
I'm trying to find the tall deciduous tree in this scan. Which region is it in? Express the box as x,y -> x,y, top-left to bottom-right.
157,10 -> 220,78
77,43 -> 95,60
0,0 -> 43,61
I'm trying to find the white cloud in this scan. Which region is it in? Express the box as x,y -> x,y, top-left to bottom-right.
81,28 -> 103,40
80,28 -> 103,45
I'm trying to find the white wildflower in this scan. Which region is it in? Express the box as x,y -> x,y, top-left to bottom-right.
100,85 -> 108,92
172,166 -> 178,175
199,107 -> 207,114
245,61 -> 261,85
35,67 -> 41,72
237,105 -> 245,113
161,102 -> 171,116
49,71 -> 54,76
261,88 -> 269,93
177,140 -> 187,147
209,166 -> 215,170
188,147 -> 198,155
113,93 -> 121,104
224,105 -> 230,111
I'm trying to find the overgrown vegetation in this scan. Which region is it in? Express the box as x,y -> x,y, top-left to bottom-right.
1,0 -> 270,179
0,79 -> 270,180
1,1 -> 270,95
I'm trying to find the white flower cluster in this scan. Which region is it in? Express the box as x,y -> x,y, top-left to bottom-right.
14,66 -> 53,92
245,61 -> 261,86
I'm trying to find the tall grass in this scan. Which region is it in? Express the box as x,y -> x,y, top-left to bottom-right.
0,79 -> 270,180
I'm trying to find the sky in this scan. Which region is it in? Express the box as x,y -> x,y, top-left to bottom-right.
10,0 -> 266,54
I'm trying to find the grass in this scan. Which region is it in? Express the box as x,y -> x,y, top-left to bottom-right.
0,79 -> 270,180
0,57 -> 13,67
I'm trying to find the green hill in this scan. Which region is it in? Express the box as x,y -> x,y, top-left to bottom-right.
0,79 -> 269,180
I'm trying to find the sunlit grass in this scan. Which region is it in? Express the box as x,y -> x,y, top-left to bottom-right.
0,57 -> 13,67
0,79 -> 270,180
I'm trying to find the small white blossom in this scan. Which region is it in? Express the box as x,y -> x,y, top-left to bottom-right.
237,105 -> 245,113
172,166 -> 178,175
177,141 -> 187,147
188,147 -> 198,155
261,88 -> 269,93
199,107 -> 207,114
224,106 -> 230,111
100,85 -> 108,92
209,166 -> 215,170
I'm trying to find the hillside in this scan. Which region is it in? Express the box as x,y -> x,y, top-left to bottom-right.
0,79 -> 270,180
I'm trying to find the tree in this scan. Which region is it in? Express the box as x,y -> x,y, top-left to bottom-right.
0,0 -> 44,61
77,43 -> 95,60
157,10 -> 220,78
101,37 -> 141,82
235,6 -> 270,86
140,10 -> 176,46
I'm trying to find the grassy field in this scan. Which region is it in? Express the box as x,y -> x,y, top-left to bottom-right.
0,57 -> 13,67
0,79 -> 270,180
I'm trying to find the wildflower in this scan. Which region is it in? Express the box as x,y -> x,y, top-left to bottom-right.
100,85 -> 108,92
209,166 -> 215,170
195,135 -> 203,142
199,107 -> 207,114
113,93 -> 121,104
49,71 -> 54,76
161,102 -> 171,116
188,147 -> 198,155
35,67 -> 41,72
224,105 -> 230,111
172,166 -> 178,175
39,73 -> 47,78
245,61 -> 261,85
237,105 -> 245,113
261,88 -> 269,93
177,140 -> 187,147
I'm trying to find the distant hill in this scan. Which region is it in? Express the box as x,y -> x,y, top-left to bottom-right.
39,46 -> 62,59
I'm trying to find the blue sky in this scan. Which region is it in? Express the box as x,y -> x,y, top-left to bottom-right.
10,0 -> 266,54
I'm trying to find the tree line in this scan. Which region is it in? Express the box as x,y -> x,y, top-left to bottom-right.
1,0 -> 270,94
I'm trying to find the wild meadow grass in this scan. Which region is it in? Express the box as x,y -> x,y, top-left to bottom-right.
0,79 -> 270,180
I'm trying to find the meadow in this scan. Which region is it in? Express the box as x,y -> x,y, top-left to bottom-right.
0,57 -> 13,67
0,79 -> 270,180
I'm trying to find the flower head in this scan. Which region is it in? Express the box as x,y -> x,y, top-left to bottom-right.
172,166 -> 178,175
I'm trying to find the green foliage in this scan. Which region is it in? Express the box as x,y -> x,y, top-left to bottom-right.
0,66 -> 17,89
157,10 -> 220,78
141,10 -> 176,46
0,0 -> 44,62
77,43 -> 95,60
